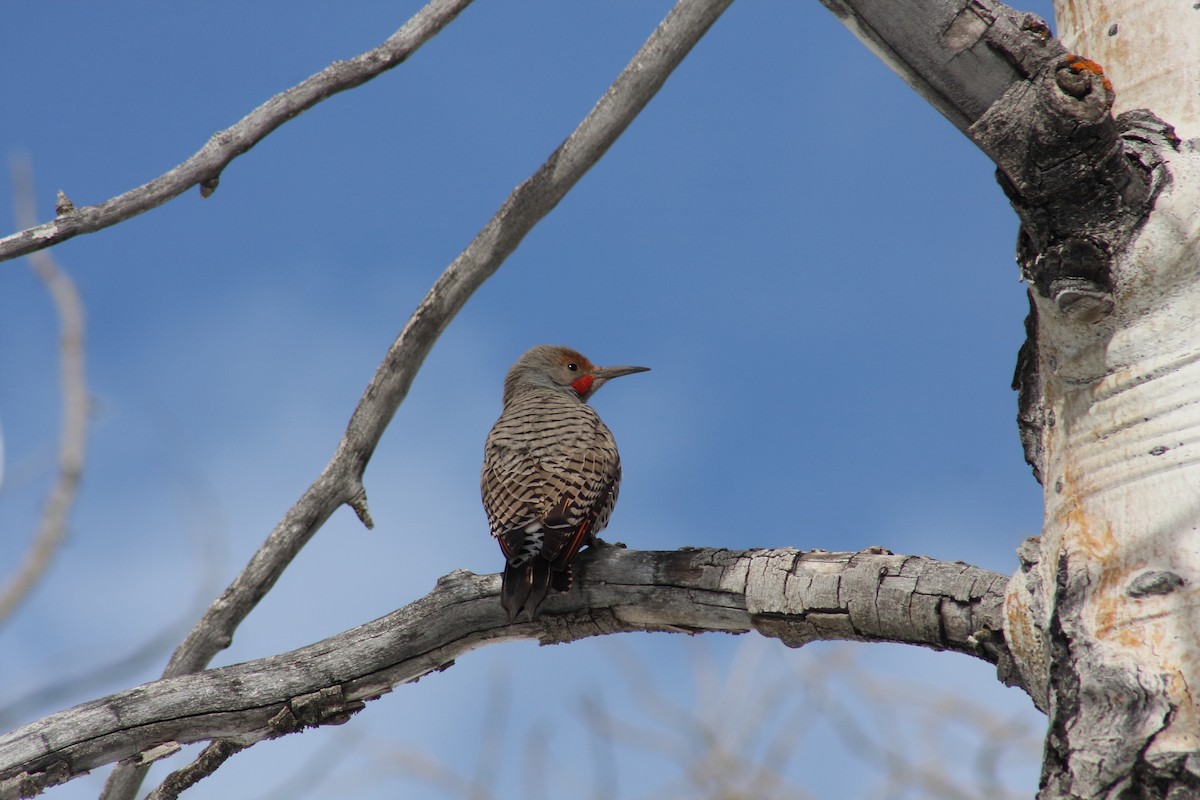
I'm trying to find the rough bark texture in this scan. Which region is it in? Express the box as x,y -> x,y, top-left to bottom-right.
0,0 -> 474,265
822,0 -> 1200,797
0,547 -> 1019,799
6,0 -> 1194,797
820,0 -> 1061,135
1012,136 -> 1200,799
99,3 -> 734,799
1056,0 -> 1200,139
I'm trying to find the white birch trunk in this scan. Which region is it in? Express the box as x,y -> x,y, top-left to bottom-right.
1006,146 -> 1200,796
1002,2 -> 1200,795
822,0 -> 1200,793
1055,0 -> 1200,138
3,1 -> 1198,797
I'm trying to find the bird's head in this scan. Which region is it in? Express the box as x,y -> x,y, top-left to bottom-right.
502,345 -> 649,404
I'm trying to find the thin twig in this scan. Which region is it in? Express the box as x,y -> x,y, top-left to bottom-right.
0,157 -> 89,626
143,740 -> 246,800
99,3 -> 733,798
0,0 -> 474,265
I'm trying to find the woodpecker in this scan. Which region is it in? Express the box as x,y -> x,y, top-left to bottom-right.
481,345 -> 648,620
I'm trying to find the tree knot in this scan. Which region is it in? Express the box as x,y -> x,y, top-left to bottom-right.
269,686 -> 363,736
1057,55 -> 1113,99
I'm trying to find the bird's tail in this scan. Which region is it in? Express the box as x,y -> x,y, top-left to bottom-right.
500,559 -> 572,621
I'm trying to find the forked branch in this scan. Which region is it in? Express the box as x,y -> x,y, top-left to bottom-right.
0,0 -> 473,264
0,159 -> 89,627
101,2 -> 734,798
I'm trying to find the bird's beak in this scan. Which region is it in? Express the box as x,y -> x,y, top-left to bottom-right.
594,364 -> 650,381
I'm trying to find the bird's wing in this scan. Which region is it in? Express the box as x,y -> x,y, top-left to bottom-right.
539,449 -> 621,570
482,447 -> 550,559
483,431 -> 620,564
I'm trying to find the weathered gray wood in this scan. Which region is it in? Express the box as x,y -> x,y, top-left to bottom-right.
821,2 -> 1200,798
821,0 -> 1158,484
819,0 -> 1055,132
0,0 -> 474,264
0,547 -> 1019,799
100,4 -> 735,798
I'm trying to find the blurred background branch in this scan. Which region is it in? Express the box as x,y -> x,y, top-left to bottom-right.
0,157 -> 89,627
375,639 -> 1039,800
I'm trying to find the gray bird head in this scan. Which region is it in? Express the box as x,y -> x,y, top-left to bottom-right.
502,345 -> 649,404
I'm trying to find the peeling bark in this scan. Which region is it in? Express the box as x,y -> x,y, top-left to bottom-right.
0,547 -> 1018,799
822,0 -> 1200,797
3,0 -> 1196,797
98,3 -> 734,796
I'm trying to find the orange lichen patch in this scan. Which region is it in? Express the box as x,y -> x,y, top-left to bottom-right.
1005,590 -> 1033,649
1021,16 -> 1051,38
1065,54 -> 1114,93
1063,503 -> 1118,560
1003,584 -> 1049,706
1089,561 -> 1130,641
1091,569 -> 1189,648
1161,671 -> 1200,752
1057,492 -> 1124,643
1147,622 -> 1167,650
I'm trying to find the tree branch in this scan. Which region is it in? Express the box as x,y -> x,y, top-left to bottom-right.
819,0 -> 1171,482
0,0 -> 473,265
99,2 -> 733,797
824,4 -> 1200,796
0,158 -> 89,626
819,0 -> 1151,240
819,0 -> 1070,130
0,546 -> 1025,798
143,741 -> 246,800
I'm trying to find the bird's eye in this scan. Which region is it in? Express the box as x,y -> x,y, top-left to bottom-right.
566,362 -> 578,371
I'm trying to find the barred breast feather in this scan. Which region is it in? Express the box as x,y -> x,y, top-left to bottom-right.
481,389 -> 621,619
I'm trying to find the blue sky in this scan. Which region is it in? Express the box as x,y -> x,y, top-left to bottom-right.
0,2 -> 1053,797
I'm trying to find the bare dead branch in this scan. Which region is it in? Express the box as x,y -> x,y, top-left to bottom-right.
0,0 -> 473,265
143,740 -> 246,800
0,613 -> 190,733
819,0 -> 1172,486
0,158 -> 89,626
0,547 -> 1021,798
158,0 -> 734,678
820,0 -> 1150,220
0,522 -> 223,731
819,0 -> 1052,133
99,4 -> 733,796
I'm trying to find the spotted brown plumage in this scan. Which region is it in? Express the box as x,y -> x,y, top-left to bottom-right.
482,345 -> 648,620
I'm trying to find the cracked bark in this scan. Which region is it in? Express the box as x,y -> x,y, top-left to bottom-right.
98,1 -> 733,797
823,0 -> 1200,797
0,547 -> 1019,799
4,0 -> 1195,797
